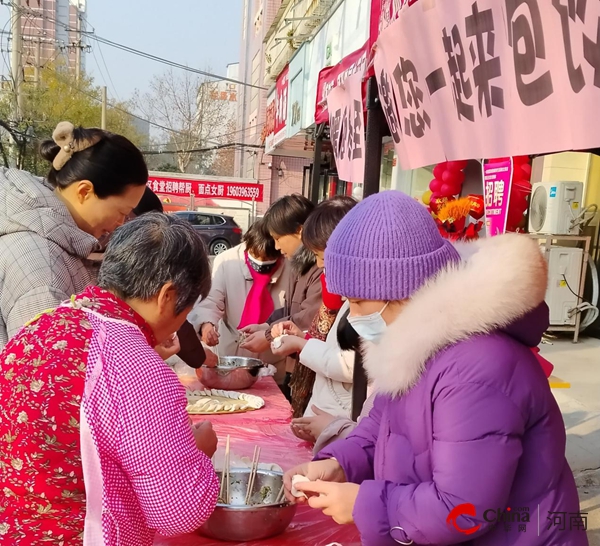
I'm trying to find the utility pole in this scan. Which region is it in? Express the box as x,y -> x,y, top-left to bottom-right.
10,1 -> 23,121
101,86 -> 107,129
75,11 -> 81,81
34,38 -> 41,88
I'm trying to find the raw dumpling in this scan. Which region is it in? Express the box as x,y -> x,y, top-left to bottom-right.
291,474 -> 310,498
272,334 -> 288,349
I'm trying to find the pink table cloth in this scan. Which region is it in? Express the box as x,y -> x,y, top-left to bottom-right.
154,377 -> 361,546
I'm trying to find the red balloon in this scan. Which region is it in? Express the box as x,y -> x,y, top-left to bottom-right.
429,178 -> 443,193
433,164 -> 446,179
440,183 -> 461,197
442,169 -> 465,186
520,163 -> 532,178
506,207 -> 526,231
446,160 -> 468,171
513,155 -> 530,166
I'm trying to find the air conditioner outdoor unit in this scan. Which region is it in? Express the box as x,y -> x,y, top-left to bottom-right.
544,246 -> 584,326
529,181 -> 584,235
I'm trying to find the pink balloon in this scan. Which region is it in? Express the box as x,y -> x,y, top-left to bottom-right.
442,169 -> 465,186
429,178 -> 443,193
433,164 -> 446,179
446,160 -> 468,171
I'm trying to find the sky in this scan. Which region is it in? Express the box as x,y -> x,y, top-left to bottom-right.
1,0 -> 243,104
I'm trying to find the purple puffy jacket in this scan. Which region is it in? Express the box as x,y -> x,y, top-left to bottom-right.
318,234 -> 587,546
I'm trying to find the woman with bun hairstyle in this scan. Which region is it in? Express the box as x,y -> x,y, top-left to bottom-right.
0,122 -> 148,349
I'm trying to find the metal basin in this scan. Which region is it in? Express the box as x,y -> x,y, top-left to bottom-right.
197,356 -> 264,390
198,469 -> 297,542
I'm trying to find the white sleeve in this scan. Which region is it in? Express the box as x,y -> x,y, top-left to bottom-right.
188,255 -> 227,330
299,333 -> 355,383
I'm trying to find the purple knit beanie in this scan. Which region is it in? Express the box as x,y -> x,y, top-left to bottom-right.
325,190 -> 461,301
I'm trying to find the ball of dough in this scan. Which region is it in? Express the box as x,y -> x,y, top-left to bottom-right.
272,334 -> 288,349
291,474 -> 310,498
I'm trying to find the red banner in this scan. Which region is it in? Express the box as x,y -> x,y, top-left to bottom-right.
369,0 -> 417,48
147,176 -> 263,202
265,66 -> 289,152
315,43 -> 369,124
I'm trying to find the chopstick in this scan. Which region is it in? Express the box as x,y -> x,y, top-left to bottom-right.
219,435 -> 231,504
225,435 -> 230,505
244,445 -> 261,505
275,483 -> 285,504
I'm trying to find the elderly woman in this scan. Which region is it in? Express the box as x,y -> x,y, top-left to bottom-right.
0,214 -> 219,545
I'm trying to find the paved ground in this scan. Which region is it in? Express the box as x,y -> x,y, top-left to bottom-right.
540,336 -> 600,545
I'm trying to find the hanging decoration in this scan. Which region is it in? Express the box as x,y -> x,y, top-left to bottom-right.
433,196 -> 484,242
427,160 -> 468,204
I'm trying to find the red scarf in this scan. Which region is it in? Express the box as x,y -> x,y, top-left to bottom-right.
237,252 -> 278,329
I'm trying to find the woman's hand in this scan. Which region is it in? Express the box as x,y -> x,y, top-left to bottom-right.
271,321 -> 303,338
192,421 -> 218,458
155,334 -> 181,361
240,323 -> 269,334
203,349 -> 219,368
271,335 -> 307,357
283,459 -> 346,503
296,481 -> 360,524
200,323 -> 220,347
239,331 -> 270,353
291,406 -> 337,442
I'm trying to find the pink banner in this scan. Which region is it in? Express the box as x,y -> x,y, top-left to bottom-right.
374,0 -> 600,170
327,73 -> 366,184
147,176 -> 263,202
315,43 -> 369,124
483,159 -> 513,236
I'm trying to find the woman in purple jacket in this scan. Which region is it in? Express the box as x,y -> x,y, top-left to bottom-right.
284,191 -> 586,546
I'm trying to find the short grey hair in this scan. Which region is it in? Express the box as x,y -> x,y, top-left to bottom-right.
98,213 -> 211,314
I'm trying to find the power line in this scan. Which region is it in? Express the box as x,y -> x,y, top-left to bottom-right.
4,0 -> 267,90
141,122 -> 266,150
141,142 -> 264,156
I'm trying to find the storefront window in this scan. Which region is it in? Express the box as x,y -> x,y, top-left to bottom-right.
379,137 -> 433,200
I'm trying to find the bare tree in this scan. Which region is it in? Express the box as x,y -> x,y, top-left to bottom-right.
134,68 -> 233,173
206,119 -> 237,176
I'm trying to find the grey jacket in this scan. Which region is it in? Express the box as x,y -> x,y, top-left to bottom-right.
0,168 -> 98,348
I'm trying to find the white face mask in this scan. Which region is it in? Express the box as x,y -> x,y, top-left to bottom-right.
348,302 -> 389,344
248,254 -> 278,266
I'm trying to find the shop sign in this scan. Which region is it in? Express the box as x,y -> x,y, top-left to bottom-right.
315,42 -> 369,124
482,159 -> 512,236
265,66 -> 289,154
374,0 -> 600,170
148,176 -> 263,202
327,73 -> 365,184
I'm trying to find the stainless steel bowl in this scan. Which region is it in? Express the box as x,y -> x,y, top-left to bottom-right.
198,356 -> 264,390
198,469 -> 297,542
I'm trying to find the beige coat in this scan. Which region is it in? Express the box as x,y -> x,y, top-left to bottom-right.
188,243 -> 289,372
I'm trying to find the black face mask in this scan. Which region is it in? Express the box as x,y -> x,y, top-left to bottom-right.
247,255 -> 279,275
337,308 -> 361,352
